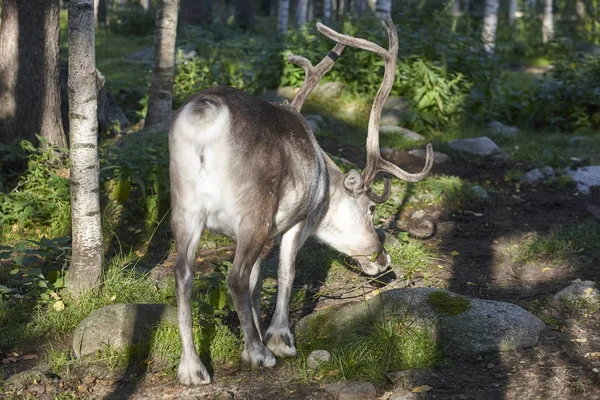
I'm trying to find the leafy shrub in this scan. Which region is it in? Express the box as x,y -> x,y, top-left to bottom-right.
108,3 -> 155,37
100,129 -> 170,227
173,25 -> 283,103
530,55 -> 600,130
0,140 -> 71,237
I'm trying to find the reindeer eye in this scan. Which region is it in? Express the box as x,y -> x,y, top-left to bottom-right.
369,205 -> 376,215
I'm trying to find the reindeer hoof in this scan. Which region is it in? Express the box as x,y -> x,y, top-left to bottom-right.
265,328 -> 297,358
242,345 -> 276,368
177,355 -> 211,385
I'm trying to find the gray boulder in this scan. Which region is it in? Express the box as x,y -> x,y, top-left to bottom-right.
565,165 -> 600,195
307,349 -> 332,369
4,370 -> 48,390
73,303 -> 178,358
323,381 -> 378,400
295,288 -> 545,357
554,280 -> 599,303
381,96 -> 409,125
488,120 -> 518,137
124,47 -> 197,65
312,82 -> 347,99
380,125 -> 425,141
448,136 -> 501,157
409,149 -> 451,164
259,86 -> 298,103
521,167 -> 554,184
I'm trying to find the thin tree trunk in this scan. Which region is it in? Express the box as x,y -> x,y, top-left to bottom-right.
451,0 -> 462,16
277,0 -> 289,34
140,0 -> 151,10
180,0 -> 212,25
323,0 -> 331,22
508,0 -> 516,26
236,0 -> 256,30
375,0 -> 392,19
67,0 -> 103,297
296,0 -> 308,28
542,0 -> 554,43
145,0 -> 179,127
0,0 -> 67,148
481,0 -> 499,55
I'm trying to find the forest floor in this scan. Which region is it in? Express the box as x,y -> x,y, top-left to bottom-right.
2,149 -> 600,400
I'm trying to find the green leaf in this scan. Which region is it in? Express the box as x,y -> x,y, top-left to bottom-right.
9,268 -> 20,275
209,286 -> 228,311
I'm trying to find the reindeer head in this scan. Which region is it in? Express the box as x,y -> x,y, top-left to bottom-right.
288,18 -> 434,276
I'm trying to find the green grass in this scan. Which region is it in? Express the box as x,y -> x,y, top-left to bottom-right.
513,219 -> 600,269
296,317 -> 442,386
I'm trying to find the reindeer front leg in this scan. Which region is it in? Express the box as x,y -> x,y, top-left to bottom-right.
265,221 -> 306,358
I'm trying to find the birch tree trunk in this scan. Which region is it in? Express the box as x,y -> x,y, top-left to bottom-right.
375,0 -> 392,19
451,0 -> 462,16
296,0 -> 308,28
0,0 -> 67,148
508,0 -> 517,26
323,0 -> 331,22
481,0 -> 499,55
277,0 -> 289,35
542,0 -> 554,43
67,0 -> 103,297
145,0 -> 179,127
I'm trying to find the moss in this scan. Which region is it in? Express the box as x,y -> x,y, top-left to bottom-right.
428,290 -> 471,316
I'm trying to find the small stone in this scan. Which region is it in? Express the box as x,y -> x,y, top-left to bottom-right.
554,281 -> 599,303
566,166 -> 600,195
305,114 -> 325,124
306,350 -> 331,369
409,149 -> 451,164
381,147 -> 394,156
27,384 -> 45,395
470,185 -> 489,199
379,125 -> 425,141
324,381 -> 377,400
390,388 -> 418,400
569,136 -> 587,145
213,390 -> 234,400
411,210 -> 426,220
448,136 -> 501,157
521,168 -> 545,184
541,166 -> 554,177
488,120 -> 518,137
307,119 -> 320,133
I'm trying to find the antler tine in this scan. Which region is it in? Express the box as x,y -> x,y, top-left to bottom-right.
287,42 -> 346,112
318,18 -> 434,192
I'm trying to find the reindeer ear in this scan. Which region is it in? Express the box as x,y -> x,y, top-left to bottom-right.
344,169 -> 364,196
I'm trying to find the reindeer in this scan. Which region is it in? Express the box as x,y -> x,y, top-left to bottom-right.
169,18 -> 434,385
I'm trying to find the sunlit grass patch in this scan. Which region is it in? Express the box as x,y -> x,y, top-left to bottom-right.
296,317 -> 441,386
387,236 -> 438,285
512,219 -> 600,269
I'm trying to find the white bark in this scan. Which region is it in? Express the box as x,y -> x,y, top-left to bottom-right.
542,0 -> 553,43
295,0 -> 308,28
508,0 -> 516,26
451,0 -> 462,17
145,0 -> 179,127
67,0 -> 103,296
277,0 -> 289,35
375,0 -> 392,19
323,0 -> 331,22
481,0 -> 499,55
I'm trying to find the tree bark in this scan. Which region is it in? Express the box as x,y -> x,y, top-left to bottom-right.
481,0 -> 499,55
67,0 -> 104,297
180,0 -> 212,26
277,0 -> 289,35
508,0 -> 516,26
295,0 -> 308,28
236,0 -> 256,30
323,0 -> 331,22
145,0 -> 179,127
375,0 -> 392,19
542,0 -> 553,43
0,0 -> 67,148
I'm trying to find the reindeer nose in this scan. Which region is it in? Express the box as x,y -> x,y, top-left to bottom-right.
375,248 -> 391,269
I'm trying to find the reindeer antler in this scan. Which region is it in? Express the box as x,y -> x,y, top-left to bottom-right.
287,42 -> 346,112
317,18 -> 434,202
